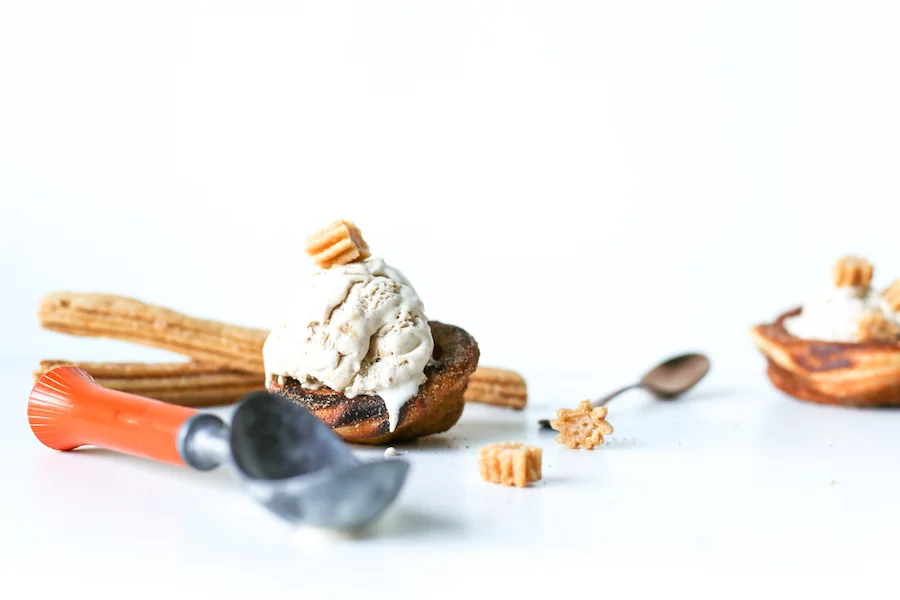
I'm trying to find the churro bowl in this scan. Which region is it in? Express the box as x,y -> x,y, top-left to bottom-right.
269,321 -> 479,444
751,308 -> 900,407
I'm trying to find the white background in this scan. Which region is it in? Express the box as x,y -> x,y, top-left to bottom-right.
3,1 -> 900,597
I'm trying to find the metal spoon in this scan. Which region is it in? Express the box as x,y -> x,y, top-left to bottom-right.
538,353 -> 711,429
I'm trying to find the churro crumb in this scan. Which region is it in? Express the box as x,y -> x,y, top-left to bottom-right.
858,312 -> 900,344
832,255 -> 873,288
550,400 -> 613,450
305,220 -> 371,269
883,279 -> 900,313
478,442 -> 541,487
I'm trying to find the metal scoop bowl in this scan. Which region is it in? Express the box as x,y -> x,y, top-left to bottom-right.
29,366 -> 409,530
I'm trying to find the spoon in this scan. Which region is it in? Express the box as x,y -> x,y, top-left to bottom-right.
538,353 -> 711,429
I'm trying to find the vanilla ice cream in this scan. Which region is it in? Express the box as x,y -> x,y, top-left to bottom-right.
785,284 -> 884,342
263,258 -> 434,431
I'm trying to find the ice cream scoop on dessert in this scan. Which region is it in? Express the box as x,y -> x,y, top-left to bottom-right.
782,256 -> 892,343
264,257 -> 434,432
264,220 -> 479,444
751,255 -> 900,407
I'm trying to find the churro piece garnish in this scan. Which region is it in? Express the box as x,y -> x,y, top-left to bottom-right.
304,219 -> 371,269
34,360 -> 265,407
38,292 -> 268,372
832,256 -> 874,288
857,313 -> 900,344
550,400 -> 613,450
883,280 -> 900,313
478,442 -> 542,488
463,366 -> 527,410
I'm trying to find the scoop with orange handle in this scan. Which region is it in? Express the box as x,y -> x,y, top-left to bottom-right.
28,366 -> 409,529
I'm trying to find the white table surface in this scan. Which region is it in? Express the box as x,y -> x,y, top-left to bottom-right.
4,1 -> 900,596
3,357 -> 899,598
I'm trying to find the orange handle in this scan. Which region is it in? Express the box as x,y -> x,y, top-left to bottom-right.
28,366 -> 196,466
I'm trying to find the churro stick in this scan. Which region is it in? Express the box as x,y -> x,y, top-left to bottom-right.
34,360 -> 265,407
38,292 -> 267,372
463,366 -> 527,409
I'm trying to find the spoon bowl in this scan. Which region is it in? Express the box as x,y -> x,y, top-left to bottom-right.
639,353 -> 711,398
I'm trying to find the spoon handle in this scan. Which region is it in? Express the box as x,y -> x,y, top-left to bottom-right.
538,383 -> 642,429
593,383 -> 640,407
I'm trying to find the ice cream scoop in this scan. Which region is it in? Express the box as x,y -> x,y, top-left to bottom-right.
264,258 -> 434,432
784,284 -> 883,342
28,366 -> 409,530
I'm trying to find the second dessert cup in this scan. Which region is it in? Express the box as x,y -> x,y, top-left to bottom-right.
751,308 -> 900,407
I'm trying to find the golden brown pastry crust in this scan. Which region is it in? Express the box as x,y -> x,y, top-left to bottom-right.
751,308 -> 900,406
38,292 -> 267,372
268,321 -> 479,444
464,366 -> 527,409
33,360 -> 264,407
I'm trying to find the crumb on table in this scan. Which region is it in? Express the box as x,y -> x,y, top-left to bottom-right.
478,442 -> 542,488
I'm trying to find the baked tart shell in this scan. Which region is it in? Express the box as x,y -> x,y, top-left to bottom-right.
268,321 -> 479,444
751,308 -> 900,407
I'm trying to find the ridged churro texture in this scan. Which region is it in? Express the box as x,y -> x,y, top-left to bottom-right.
550,400 -> 614,450
478,442 -> 542,488
883,280 -> 900,313
38,292 -> 267,372
463,366 -> 527,409
751,308 -> 900,406
34,361 -> 265,407
832,256 -> 874,288
304,219 -> 371,269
